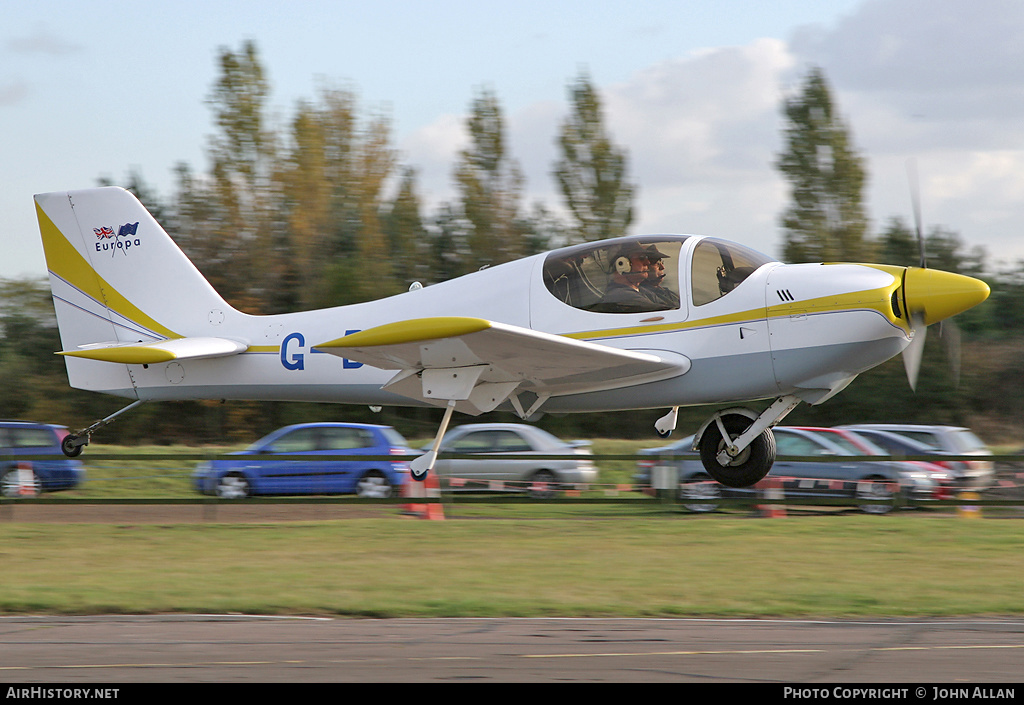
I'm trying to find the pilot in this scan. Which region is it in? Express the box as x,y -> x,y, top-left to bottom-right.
639,245 -> 680,309
593,243 -> 664,313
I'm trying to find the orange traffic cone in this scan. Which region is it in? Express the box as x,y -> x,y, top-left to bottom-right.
400,472 -> 445,520
756,477 -> 786,518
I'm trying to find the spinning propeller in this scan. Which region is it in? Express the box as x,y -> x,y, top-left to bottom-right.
900,160 -> 982,390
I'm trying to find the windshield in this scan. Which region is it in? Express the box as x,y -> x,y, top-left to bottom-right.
543,236 -> 688,314
691,238 -> 775,306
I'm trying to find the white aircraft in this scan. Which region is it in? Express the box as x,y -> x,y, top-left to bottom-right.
33,187 -> 989,487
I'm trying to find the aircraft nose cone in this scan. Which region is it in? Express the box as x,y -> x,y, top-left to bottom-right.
903,267 -> 990,326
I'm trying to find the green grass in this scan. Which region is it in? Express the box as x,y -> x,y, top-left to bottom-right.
2,514 -> 1023,618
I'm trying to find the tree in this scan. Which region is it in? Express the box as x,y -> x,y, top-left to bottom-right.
553,72 -> 634,243
453,88 -> 527,273
776,67 -> 871,263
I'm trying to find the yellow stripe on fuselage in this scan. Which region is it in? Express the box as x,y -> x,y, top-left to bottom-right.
562,268 -> 905,342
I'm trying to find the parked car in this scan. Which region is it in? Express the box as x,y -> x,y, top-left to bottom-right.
794,426 -> 955,497
838,424 -> 994,490
635,426 -> 941,513
428,423 -> 597,497
192,422 -> 413,498
0,421 -> 85,498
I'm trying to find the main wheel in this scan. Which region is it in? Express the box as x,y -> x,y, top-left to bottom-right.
698,414 -> 775,488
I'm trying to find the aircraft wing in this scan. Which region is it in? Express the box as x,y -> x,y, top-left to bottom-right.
58,337 -> 249,365
315,317 -> 689,415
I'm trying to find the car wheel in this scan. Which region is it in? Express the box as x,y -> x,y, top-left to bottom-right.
528,469 -> 558,499
356,470 -> 393,499
857,476 -> 895,515
216,472 -> 251,499
1,467 -> 41,498
679,474 -> 721,513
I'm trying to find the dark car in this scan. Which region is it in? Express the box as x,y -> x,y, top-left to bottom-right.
0,421 -> 85,498
838,424 -> 995,490
636,426 -> 940,513
192,422 -> 413,499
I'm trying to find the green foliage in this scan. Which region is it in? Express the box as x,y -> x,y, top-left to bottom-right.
777,67 -> 871,263
554,72 -> 635,243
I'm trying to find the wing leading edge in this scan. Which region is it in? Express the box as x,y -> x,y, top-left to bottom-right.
316,316 -> 690,415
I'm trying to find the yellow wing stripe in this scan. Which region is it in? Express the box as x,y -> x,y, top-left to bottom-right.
36,202 -> 180,340
58,346 -> 177,365
317,317 -> 493,349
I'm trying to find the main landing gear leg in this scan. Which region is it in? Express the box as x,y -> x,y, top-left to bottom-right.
60,400 -> 146,457
409,399 -> 457,482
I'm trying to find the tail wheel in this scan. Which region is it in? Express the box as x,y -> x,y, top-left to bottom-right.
699,414 -> 776,488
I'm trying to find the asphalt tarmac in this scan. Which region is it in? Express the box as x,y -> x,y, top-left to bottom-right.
1,615 -> 1022,683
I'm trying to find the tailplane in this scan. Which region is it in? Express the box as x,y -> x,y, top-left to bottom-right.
34,187 -> 243,393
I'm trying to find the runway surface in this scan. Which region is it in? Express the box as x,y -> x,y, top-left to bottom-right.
1,615 -> 1022,683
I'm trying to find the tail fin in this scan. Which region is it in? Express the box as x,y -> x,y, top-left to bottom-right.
34,187 -> 240,393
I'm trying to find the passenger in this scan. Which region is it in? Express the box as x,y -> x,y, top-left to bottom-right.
640,245 -> 680,309
592,243 -> 663,313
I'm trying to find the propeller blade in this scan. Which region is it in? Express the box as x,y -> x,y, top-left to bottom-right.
902,312 -> 927,391
907,158 -> 926,268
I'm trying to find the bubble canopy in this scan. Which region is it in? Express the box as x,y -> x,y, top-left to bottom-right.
542,235 -> 775,313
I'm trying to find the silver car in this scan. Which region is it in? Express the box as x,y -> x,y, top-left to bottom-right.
838,424 -> 994,490
428,424 -> 597,496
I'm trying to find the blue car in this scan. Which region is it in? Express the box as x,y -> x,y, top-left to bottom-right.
192,422 -> 412,499
0,421 -> 85,498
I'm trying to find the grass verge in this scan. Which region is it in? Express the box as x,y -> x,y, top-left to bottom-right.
2,514 -> 1022,618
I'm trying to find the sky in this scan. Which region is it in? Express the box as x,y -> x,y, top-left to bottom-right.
3,0 -> 1023,282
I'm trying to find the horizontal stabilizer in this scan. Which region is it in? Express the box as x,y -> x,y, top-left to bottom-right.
58,337 -> 248,365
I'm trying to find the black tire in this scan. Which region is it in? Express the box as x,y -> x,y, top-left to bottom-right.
61,435 -> 84,458
699,414 -> 776,488
528,469 -> 559,499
